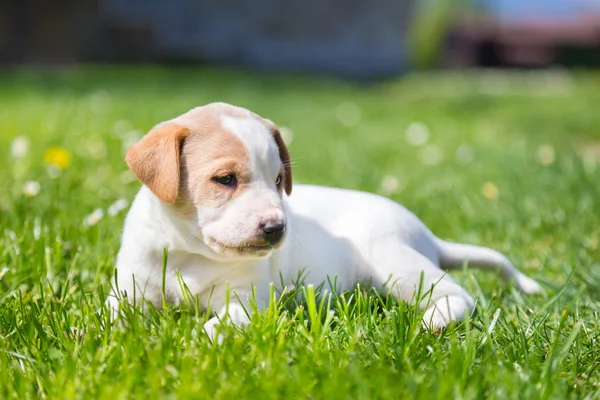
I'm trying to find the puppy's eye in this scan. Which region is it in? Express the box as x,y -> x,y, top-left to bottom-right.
213,174 -> 236,186
275,175 -> 282,186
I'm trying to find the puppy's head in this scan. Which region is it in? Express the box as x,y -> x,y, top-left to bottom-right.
125,103 -> 292,259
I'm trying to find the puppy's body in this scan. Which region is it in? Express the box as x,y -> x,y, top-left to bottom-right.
110,103 -> 541,336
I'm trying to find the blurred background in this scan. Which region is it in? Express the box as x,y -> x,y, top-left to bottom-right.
1,0 -> 600,74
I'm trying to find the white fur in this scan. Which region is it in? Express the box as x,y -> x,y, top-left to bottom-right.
109,109 -> 542,339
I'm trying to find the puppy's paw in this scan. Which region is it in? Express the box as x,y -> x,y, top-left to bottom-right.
105,295 -> 122,322
422,295 -> 474,331
203,317 -> 225,345
203,304 -> 251,344
514,272 -> 543,295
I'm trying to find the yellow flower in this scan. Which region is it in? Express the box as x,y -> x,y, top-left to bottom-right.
43,147 -> 71,169
481,182 -> 499,200
537,144 -> 555,166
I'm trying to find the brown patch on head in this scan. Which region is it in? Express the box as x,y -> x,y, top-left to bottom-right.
125,122 -> 188,204
178,124 -> 251,211
126,104 -> 252,211
126,103 -> 291,214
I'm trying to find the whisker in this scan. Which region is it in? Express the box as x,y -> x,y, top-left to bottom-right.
184,233 -> 197,245
284,157 -> 302,166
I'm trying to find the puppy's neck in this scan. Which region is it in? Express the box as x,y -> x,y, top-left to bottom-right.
140,186 -> 257,265
138,186 -> 207,255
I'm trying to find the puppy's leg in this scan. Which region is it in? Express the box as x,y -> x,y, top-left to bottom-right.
421,295 -> 474,330
203,302 -> 252,344
203,286 -> 270,343
105,268 -> 164,321
435,239 -> 543,294
365,243 -> 475,330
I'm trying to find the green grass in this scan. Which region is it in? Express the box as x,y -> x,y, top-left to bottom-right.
1,67 -> 600,399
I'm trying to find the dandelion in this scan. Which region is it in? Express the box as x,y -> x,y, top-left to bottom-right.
7,231 -> 19,255
47,164 -> 62,179
23,181 -> 41,197
537,144 -> 555,166
69,326 -> 84,338
87,138 -> 107,159
380,175 -> 398,194
11,136 -> 30,158
482,182 -> 499,200
113,119 -> 133,137
84,208 -> 104,227
108,199 -> 129,216
419,145 -> 443,166
279,127 -> 294,145
455,144 -> 475,165
580,150 -> 597,174
89,90 -> 111,114
83,165 -> 112,189
33,216 -> 41,240
584,235 -> 598,250
405,122 -> 429,146
43,147 -> 71,169
335,102 -> 361,127
380,174 -> 406,195
283,284 -> 295,293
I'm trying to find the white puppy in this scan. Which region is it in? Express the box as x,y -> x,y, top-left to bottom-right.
108,102 -> 542,337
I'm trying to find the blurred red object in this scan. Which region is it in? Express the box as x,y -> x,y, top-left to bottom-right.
446,12 -> 600,67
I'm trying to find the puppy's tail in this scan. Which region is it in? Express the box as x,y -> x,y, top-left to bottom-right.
435,238 -> 543,294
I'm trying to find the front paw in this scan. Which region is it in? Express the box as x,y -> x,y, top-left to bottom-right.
203,302 -> 252,344
422,295 -> 475,331
203,317 -> 225,345
514,272 -> 544,294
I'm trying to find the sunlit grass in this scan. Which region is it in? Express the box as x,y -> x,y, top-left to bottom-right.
1,67 -> 600,398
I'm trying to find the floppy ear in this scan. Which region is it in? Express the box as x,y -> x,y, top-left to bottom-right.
271,128 -> 293,196
125,122 -> 189,204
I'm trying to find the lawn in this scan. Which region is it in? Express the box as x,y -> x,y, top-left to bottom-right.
1,67 -> 600,399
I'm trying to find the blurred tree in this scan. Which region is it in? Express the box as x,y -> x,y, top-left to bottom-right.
409,0 -> 464,68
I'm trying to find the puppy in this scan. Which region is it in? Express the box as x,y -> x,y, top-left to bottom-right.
108,102 -> 542,337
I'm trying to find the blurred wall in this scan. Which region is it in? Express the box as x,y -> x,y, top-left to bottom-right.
0,0 -> 414,77
0,0 -> 100,63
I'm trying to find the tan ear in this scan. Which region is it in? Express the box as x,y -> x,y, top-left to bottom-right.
125,122 -> 189,204
271,128 -> 293,196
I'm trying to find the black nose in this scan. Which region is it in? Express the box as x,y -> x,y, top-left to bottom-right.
260,220 -> 285,244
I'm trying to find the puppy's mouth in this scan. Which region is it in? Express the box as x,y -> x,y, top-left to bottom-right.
206,238 -> 276,256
